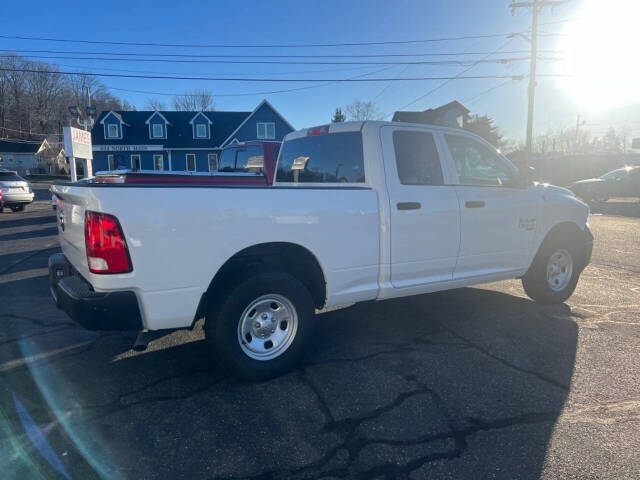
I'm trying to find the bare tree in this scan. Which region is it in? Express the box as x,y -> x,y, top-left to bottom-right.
145,98 -> 167,110
0,55 -> 134,142
172,89 -> 215,111
345,100 -> 381,121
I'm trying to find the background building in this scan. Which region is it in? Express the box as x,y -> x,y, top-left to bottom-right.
0,139 -> 51,175
91,100 -> 294,173
393,101 -> 469,129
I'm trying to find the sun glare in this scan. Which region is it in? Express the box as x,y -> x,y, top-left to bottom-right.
558,0 -> 640,111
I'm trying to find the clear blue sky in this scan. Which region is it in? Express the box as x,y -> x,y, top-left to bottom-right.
2,0 -> 637,141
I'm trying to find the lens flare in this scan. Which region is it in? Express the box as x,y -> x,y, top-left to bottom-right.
558,0 -> 640,111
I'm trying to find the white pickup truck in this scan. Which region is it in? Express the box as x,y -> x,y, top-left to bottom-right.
49,121 -> 593,379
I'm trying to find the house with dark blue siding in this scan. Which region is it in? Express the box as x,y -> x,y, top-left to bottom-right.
91,100 -> 294,173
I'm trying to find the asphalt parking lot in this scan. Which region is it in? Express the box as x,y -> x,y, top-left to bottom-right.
1,184 -> 639,479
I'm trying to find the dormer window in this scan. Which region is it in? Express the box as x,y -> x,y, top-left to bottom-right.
100,111 -> 125,140
257,122 -> 275,139
189,112 -> 212,140
145,111 -> 170,140
152,123 -> 164,138
107,124 -> 119,138
196,124 -> 208,138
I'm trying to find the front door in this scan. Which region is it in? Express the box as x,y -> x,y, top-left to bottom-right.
442,133 -> 538,279
381,126 -> 461,288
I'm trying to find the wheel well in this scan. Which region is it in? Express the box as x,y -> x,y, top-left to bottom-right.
194,242 -> 327,323
527,221 -> 588,274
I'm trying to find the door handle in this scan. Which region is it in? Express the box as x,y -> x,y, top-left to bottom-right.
397,202 -> 421,210
465,200 -> 485,208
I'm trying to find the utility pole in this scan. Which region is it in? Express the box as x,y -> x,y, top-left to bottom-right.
574,113 -> 585,153
510,0 -> 568,163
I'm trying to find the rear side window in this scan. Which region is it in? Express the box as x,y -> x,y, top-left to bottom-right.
277,132 -> 365,184
219,145 -> 263,174
392,130 -> 443,185
0,172 -> 24,182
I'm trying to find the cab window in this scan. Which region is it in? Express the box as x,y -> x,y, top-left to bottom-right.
219,145 -> 263,174
445,134 -> 514,186
393,130 -> 443,185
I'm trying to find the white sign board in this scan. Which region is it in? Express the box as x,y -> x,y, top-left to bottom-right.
63,126 -> 93,160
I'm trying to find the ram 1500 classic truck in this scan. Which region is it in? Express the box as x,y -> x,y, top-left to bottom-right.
49,121 -> 593,380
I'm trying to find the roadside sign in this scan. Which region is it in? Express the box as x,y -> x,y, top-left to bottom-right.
63,126 -> 93,160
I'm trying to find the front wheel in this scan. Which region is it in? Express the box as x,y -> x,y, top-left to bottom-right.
10,205 -> 25,212
205,271 -> 314,381
522,237 -> 582,304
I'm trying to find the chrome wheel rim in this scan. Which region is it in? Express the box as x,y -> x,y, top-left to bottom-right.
546,249 -> 573,292
237,294 -> 298,361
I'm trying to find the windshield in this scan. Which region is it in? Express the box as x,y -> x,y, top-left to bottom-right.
600,168 -> 627,180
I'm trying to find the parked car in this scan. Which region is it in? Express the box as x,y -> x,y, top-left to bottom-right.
48,122 -> 593,380
0,170 -> 34,212
570,165 -> 640,202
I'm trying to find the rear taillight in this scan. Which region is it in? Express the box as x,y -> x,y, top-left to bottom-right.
84,211 -> 132,274
307,125 -> 329,136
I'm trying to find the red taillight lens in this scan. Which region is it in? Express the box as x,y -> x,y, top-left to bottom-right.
84,211 -> 132,274
307,125 -> 329,136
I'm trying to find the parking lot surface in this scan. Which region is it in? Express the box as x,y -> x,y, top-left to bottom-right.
1,186 -> 639,479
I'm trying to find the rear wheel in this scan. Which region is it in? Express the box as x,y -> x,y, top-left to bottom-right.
10,205 -> 25,212
522,235 -> 582,304
204,271 -> 314,381
593,190 -> 609,203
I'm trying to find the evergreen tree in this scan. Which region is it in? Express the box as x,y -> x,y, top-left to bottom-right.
331,107 -> 346,123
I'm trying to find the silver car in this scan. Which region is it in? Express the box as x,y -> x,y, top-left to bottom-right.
0,170 -> 34,212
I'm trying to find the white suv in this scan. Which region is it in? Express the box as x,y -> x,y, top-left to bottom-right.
0,170 -> 34,212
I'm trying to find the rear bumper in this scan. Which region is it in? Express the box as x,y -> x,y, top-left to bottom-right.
49,253 -> 143,331
2,192 -> 34,205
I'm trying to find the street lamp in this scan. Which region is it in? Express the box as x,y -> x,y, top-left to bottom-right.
68,104 -> 95,131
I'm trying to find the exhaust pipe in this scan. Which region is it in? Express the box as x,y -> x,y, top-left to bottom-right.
133,330 -> 152,352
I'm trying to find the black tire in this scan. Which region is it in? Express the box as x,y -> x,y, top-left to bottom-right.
204,271 -> 314,381
10,205 -> 25,212
522,234 -> 583,304
593,190 -> 609,203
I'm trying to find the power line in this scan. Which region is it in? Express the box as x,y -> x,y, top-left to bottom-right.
462,78 -> 520,105
0,53 -> 539,66
388,37 -> 517,116
0,67 -> 547,83
0,126 -> 62,137
0,48 -> 563,59
0,67 -> 541,83
0,31 -> 566,49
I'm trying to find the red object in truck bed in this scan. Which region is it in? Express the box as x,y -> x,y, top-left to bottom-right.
93,141 -> 280,186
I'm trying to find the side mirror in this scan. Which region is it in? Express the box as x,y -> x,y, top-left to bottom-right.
508,166 -> 535,188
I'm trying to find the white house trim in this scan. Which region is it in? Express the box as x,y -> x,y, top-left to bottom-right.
219,99 -> 294,147
189,112 -> 212,140
145,111 -> 170,140
99,111 -> 126,140
144,111 -> 172,126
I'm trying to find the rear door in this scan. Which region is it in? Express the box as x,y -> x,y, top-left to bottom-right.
380,125 -> 461,288
442,133 -> 538,279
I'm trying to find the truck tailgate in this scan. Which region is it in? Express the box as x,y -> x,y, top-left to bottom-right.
52,185 -> 91,276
